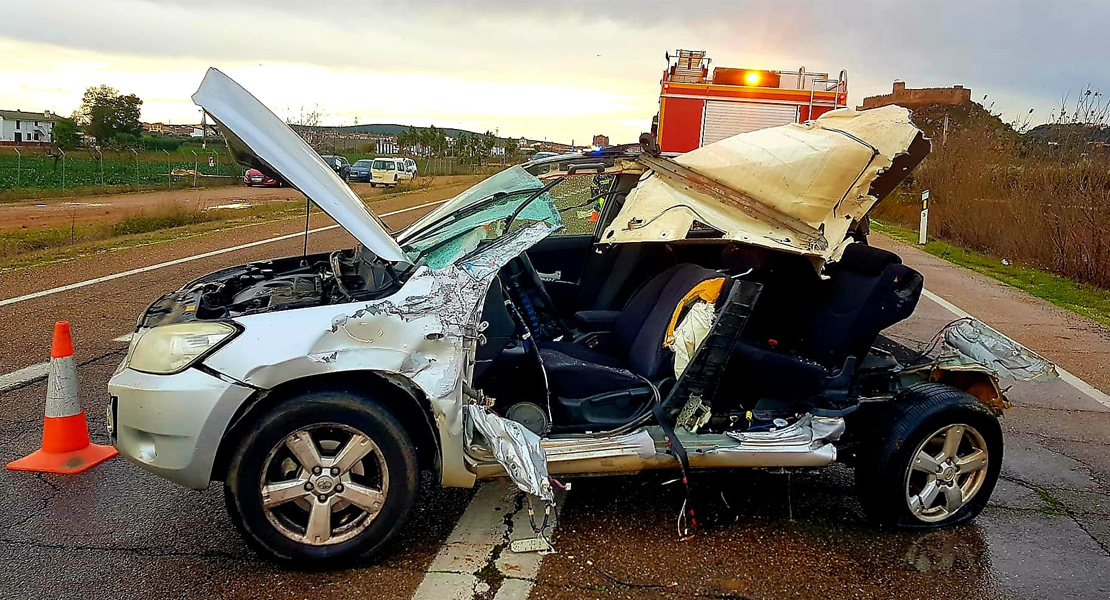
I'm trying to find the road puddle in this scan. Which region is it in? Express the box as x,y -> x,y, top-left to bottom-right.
535,470 -> 1011,599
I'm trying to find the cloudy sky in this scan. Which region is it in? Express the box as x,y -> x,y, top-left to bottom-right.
0,0 -> 1104,143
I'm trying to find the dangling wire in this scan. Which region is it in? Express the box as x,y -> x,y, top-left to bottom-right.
527,495 -> 557,553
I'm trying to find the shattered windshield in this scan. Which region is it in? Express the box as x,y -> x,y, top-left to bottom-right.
398,166 -> 561,269
399,166 -> 549,242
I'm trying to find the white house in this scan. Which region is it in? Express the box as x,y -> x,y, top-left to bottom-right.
0,110 -> 56,146
375,137 -> 399,155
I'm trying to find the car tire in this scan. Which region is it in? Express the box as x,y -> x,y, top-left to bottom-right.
223,390 -> 420,567
854,383 -> 1002,529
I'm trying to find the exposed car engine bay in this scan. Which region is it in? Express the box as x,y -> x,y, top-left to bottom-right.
139,248 -> 400,328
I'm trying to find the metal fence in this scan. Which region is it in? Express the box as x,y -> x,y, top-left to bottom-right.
0,147 -> 246,195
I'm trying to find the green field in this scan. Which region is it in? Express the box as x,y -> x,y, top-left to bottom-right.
0,144 -> 504,201
0,151 -> 244,192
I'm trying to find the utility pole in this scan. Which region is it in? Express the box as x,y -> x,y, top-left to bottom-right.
131,148 -> 139,189
59,148 -> 66,195
192,150 -> 198,187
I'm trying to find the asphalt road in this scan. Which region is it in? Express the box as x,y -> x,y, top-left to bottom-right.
0,196 -> 1108,600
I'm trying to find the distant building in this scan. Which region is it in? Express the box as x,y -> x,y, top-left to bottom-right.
0,109 -> 56,146
859,81 -> 972,110
143,122 -> 212,137
376,137 -> 399,155
592,134 -> 610,147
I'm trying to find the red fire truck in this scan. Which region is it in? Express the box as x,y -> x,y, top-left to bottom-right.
653,49 -> 848,154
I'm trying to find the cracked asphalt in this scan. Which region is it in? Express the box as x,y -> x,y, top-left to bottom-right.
1,190 -> 1108,600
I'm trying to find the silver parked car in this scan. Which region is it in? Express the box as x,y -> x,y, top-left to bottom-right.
107,69 -> 1051,567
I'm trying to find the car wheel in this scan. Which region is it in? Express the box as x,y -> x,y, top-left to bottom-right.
223,390 -> 419,567
855,383 -> 1002,528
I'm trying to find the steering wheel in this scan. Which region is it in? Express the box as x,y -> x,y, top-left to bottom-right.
512,252 -> 575,339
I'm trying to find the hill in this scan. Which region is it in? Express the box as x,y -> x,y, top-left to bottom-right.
1024,122 -> 1110,145
291,123 -> 487,139
903,101 -> 1019,144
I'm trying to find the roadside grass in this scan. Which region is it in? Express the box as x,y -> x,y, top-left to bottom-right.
0,201 -> 309,271
0,176 -> 485,272
873,220 -> 1110,328
378,179 -> 434,195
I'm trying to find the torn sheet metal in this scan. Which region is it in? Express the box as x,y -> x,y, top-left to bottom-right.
602,106 -> 929,265
465,405 -> 554,501
938,318 -> 1059,382
725,414 -> 845,447
203,221 -> 561,489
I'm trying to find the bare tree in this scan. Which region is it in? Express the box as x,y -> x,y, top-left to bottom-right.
285,104 -> 333,152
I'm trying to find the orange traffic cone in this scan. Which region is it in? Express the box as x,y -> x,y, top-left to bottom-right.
7,321 -> 118,474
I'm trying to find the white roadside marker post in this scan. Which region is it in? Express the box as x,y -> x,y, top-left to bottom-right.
918,189 -> 930,245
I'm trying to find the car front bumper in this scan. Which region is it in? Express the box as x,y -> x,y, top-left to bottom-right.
108,367 -> 255,490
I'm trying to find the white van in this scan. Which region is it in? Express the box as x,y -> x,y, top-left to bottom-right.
403,157 -> 418,178
370,158 -> 413,187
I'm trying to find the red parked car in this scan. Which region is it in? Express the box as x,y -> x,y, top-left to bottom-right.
243,168 -> 282,187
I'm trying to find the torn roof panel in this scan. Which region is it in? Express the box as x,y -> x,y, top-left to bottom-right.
602,106 -> 929,264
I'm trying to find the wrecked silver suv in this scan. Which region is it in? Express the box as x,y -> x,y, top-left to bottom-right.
107,69 -> 1053,566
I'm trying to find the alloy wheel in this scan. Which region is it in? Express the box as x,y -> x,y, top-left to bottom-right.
904,423 -> 990,523
259,423 -> 389,546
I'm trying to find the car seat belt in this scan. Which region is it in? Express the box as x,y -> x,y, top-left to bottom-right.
651,399 -> 698,539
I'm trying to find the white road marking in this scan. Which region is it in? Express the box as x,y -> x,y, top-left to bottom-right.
412,481 -> 563,600
922,288 -> 1110,409
0,362 -> 50,393
0,200 -> 448,388
0,334 -> 133,391
0,199 -> 448,308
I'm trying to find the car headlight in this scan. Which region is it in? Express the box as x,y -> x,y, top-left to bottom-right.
127,322 -> 239,374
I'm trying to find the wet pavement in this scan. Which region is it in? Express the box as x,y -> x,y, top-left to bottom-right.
0,212 -> 1108,600
528,238 -> 1110,600
0,328 -> 475,600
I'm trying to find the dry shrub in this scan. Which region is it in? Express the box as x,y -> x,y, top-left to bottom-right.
874,92 -> 1110,288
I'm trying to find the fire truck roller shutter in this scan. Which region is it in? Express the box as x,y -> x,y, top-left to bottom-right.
701,101 -> 800,145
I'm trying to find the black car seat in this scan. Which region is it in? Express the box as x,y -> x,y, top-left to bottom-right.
804,243 -> 922,368
538,263 -> 723,428
721,243 -> 923,405
575,243 -> 678,311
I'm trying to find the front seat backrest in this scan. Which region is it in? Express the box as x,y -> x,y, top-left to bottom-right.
805,244 -> 923,368
613,264 -> 722,379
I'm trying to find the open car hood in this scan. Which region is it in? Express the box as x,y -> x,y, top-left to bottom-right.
191,68 -> 407,263
605,106 -> 930,265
